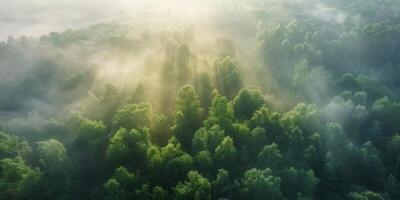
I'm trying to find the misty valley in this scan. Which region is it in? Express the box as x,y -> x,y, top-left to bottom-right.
1,0 -> 400,199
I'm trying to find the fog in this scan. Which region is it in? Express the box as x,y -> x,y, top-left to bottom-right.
0,0 -> 221,40
0,1 -> 400,199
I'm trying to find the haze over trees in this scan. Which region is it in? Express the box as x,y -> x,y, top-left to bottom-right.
1,0 -> 400,199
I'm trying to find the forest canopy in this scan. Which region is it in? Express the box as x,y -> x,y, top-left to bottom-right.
1,0 -> 400,199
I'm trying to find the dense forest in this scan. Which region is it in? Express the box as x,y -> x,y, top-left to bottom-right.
1,0 -> 400,199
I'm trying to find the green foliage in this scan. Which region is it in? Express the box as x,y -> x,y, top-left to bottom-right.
107,128 -> 150,169
76,118 -> 107,147
195,73 -> 214,110
104,166 -> 138,200
214,137 -> 237,172
281,103 -> 320,134
0,157 -> 40,200
215,57 -> 243,99
192,125 -> 225,153
249,107 -> 283,142
36,139 -> 68,172
212,169 -> 238,199
112,103 -> 152,131
171,85 -> 202,150
240,168 -> 282,200
150,114 -> 170,147
204,91 -> 235,133
194,151 -> 212,175
371,97 -> 400,134
148,140 -> 193,186
2,1 -> 400,199
280,167 -> 319,199
233,89 -> 265,120
61,71 -> 86,90
257,143 -> 283,170
174,171 -> 211,200
348,191 -> 385,200
0,131 -> 31,160
385,135 -> 400,174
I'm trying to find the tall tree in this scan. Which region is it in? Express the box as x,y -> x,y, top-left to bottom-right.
233,89 -> 265,120
174,171 -> 211,200
214,57 -> 243,99
171,85 -> 202,150
106,128 -> 151,170
204,91 -> 235,134
240,168 -> 282,200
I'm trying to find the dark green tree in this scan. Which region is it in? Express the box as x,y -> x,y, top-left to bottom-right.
204,91 -> 235,133
107,128 -> 151,170
215,57 -> 243,99
0,157 -> 41,200
112,103 -> 152,131
257,143 -> 283,170
171,85 -> 202,150
174,171 -> 211,200
233,89 -> 265,120
36,139 -> 71,199
214,137 -> 237,172
280,167 -> 319,199
104,166 -> 139,200
240,168 -> 282,200
192,125 -> 225,153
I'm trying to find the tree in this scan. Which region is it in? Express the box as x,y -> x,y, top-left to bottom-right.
338,73 -> 360,92
71,118 -> 107,193
112,103 -> 152,131
371,97 -> 400,134
286,127 -> 306,163
104,166 -> 139,200
359,141 -> 385,188
215,57 -> 243,99
75,118 -> 107,149
281,103 -> 320,135
353,91 -> 367,105
0,131 -> 31,160
249,107 -> 283,143
194,151 -> 213,176
249,127 -> 269,155
192,125 -> 225,153
151,186 -> 168,200
36,139 -> 70,199
171,85 -> 202,150
280,167 -> 319,199
385,174 -> 400,199
61,71 -> 86,90
292,64 -> 334,102
0,157 -> 41,200
240,168 -> 282,200
233,89 -> 265,120
106,128 -> 150,169
385,134 -> 400,175
195,73 -> 213,111
348,191 -> 384,200
257,143 -> 283,170
204,91 -> 235,133
88,83 -> 122,124
214,137 -> 237,172
212,169 -> 238,199
148,140 -> 193,186
174,171 -> 211,200
150,114 -> 171,147
36,139 -> 69,174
